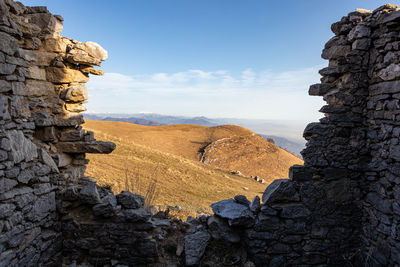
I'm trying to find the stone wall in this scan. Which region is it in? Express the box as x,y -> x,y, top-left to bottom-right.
2,1 -> 400,266
208,5 -> 400,266
0,0 -> 114,265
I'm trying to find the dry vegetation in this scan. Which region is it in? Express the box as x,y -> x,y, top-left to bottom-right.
83,120 -> 303,217
201,133 -> 302,183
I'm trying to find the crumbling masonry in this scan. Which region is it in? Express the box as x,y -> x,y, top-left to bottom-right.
1,1 -> 400,266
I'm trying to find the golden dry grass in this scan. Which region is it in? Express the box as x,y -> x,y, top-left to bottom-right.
202,133 -> 303,183
83,120 -> 302,217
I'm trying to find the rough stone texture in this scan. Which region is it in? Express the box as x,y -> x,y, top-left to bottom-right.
0,1 -> 114,266
2,1 -> 400,266
184,230 -> 210,266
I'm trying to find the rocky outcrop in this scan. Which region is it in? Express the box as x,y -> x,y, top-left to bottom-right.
2,1 -> 400,266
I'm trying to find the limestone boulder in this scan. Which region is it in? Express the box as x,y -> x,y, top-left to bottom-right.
41,37 -> 70,53
80,65 -> 104,76
61,84 -> 88,102
65,41 -> 107,66
46,67 -> 88,83
64,103 -> 86,113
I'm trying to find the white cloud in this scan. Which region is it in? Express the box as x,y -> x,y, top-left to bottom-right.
86,65 -> 326,121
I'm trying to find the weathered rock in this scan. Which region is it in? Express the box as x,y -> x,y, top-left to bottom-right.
184,230 -> 210,266
65,41 -> 107,66
348,25 -> 371,42
207,215 -> 240,243
0,32 -> 18,55
121,208 -> 150,222
56,141 -> 116,154
60,84 -> 88,102
234,195 -> 250,206
262,179 -> 299,204
0,63 -> 16,74
39,148 -> 59,173
0,178 -> 18,193
211,198 -> 255,226
80,65 -> 104,75
17,169 -> 33,184
0,95 -> 11,120
6,130 -> 38,163
0,80 -> 11,92
93,193 -> 118,217
26,12 -> 63,39
32,110 -> 52,127
79,181 -> 101,204
116,191 -> 145,209
250,196 -> 261,213
46,67 -> 88,83
25,79 -> 55,97
0,203 -> 15,219
279,204 -> 311,219
27,192 -> 56,222
62,184 -> 78,201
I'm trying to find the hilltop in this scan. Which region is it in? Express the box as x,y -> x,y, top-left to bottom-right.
84,113 -> 306,155
83,120 -> 302,215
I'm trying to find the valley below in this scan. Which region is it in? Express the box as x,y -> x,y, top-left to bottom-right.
83,120 -> 303,217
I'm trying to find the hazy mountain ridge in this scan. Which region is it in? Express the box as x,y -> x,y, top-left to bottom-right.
83,113 -> 305,155
258,134 -> 304,157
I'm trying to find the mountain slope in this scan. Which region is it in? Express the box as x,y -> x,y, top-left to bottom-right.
84,113 -> 306,155
84,121 -> 254,162
201,133 -> 301,182
83,120 -> 303,215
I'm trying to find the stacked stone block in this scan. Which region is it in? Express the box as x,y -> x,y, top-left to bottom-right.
0,0 -> 114,265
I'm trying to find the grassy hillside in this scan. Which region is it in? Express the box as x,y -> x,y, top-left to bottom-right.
83,120 -> 302,217
201,133 -> 302,183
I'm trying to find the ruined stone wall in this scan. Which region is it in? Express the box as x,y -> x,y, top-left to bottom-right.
2,1 -> 400,266
207,4 -> 400,266
0,0 -> 114,265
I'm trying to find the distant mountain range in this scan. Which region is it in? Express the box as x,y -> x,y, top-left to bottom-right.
84,113 -> 305,156
258,134 -> 304,157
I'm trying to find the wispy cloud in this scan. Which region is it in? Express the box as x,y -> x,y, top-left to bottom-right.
86,65 -> 326,121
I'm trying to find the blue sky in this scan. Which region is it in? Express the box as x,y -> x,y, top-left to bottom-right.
20,0 -> 393,122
